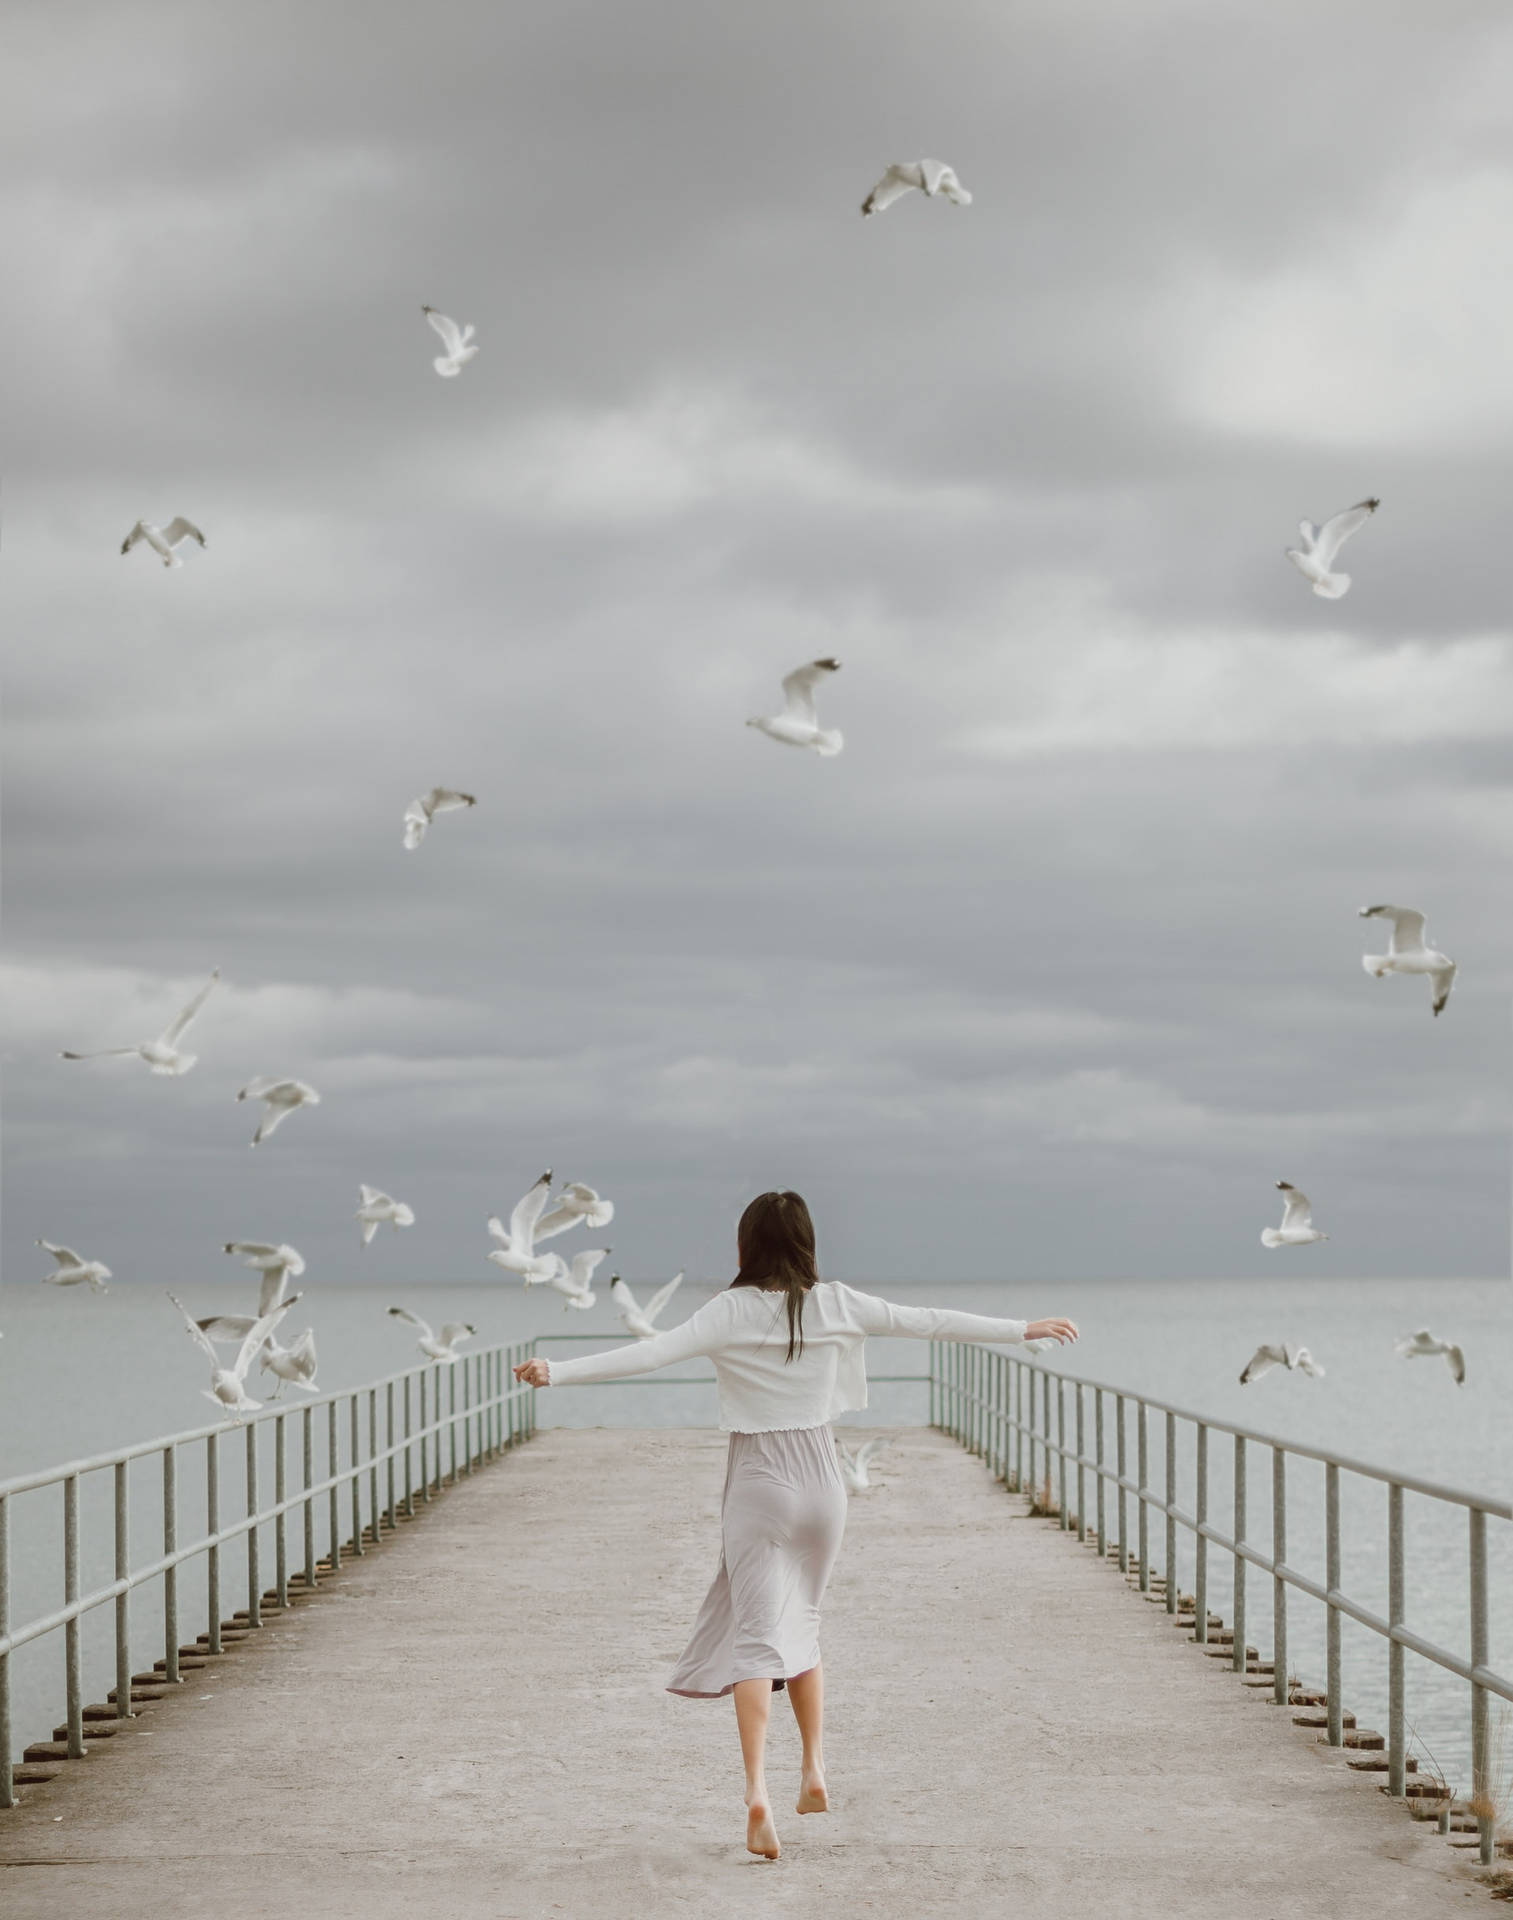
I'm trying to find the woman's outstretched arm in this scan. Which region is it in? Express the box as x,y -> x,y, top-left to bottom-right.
513,1293 -> 733,1388
833,1284 -> 1078,1349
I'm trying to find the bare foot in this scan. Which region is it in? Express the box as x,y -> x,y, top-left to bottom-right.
796,1769 -> 828,1814
746,1799 -> 781,1859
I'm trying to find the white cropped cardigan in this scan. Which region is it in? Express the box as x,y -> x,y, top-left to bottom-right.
543,1280 -> 1029,1432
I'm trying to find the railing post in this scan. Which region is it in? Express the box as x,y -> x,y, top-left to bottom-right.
369,1388 -> 380,1532
275,1414 -> 288,1608
386,1382 -> 397,1529
0,1493 -> 11,1809
1387,1480 -> 1404,1792
1013,1359 -> 1024,1492
114,1460 -> 133,1721
245,1421 -> 261,1627
1165,1409 -> 1177,1614
64,1474 -> 83,1755
162,1444 -> 179,1683
1232,1435 -> 1247,1673
1272,1445 -> 1287,1704
1095,1390 -> 1106,1558
403,1374 -> 415,1515
302,1406 -> 316,1591
1115,1394 -> 1128,1574
1056,1377 -> 1068,1529
1194,1423 -> 1208,1643
328,1401 -> 341,1571
1136,1400 -> 1150,1592
1324,1462 -> 1340,1743
1470,1506 -> 1492,1866
419,1372 -> 430,1503
350,1395 -> 363,1554
206,1432 -> 221,1654
448,1365 -> 459,1483
1075,1384 -> 1086,1542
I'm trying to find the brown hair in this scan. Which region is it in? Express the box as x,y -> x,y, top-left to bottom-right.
729,1190 -> 819,1362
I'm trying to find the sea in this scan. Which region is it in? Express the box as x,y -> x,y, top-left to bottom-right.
2,1274 -> 1509,1805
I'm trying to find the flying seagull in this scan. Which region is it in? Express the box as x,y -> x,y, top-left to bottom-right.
545,1248 -> 609,1310
168,1291 -> 297,1416
861,159 -> 972,216
38,1240 -> 111,1293
1285,498 -> 1379,599
536,1181 -> 615,1240
485,1171 -> 560,1282
357,1185 -> 416,1246
260,1327 -> 319,1396
1239,1342 -> 1325,1384
237,1077 -> 320,1146
196,1242 -> 308,1341
1359,905 -> 1456,1016
422,306 -> 477,378
402,787 -> 476,851
387,1306 -> 475,1363
1260,1181 -> 1327,1249
60,968 -> 219,1077
836,1436 -> 892,1491
1394,1328 -> 1466,1384
122,517 -> 206,568
747,658 -> 844,756
610,1270 -> 683,1338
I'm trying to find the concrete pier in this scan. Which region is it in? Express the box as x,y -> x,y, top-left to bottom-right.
0,1428 -> 1488,1918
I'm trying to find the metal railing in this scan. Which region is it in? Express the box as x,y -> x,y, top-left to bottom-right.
931,1341 -> 1513,1867
0,1339 -> 538,1808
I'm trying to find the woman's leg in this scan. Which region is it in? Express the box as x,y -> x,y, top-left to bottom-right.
733,1678 -> 780,1858
787,1661 -> 828,1812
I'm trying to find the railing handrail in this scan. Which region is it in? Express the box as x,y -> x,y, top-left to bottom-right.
0,1340 -> 521,1502
1009,1353 -> 1510,1518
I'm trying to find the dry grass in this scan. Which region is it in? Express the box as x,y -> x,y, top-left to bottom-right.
1466,1703 -> 1513,1844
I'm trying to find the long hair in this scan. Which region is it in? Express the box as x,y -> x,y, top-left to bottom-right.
729,1190 -> 819,1362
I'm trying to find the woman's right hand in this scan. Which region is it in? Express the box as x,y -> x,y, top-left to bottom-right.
513,1358 -> 550,1387
1025,1317 -> 1079,1345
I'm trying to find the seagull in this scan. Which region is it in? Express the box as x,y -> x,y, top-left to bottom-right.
546,1248 -> 609,1310
237,1077 -> 320,1146
485,1171 -> 559,1282
195,1243 -> 308,1341
1359,905 -> 1457,1016
38,1241 -> 111,1293
836,1436 -> 891,1491
1394,1328 -> 1466,1384
422,306 -> 477,378
122,517 -> 207,568
357,1185 -> 416,1246
1239,1342 -> 1325,1384
60,969 -> 219,1077
1260,1181 -> 1328,1249
861,159 -> 972,216
387,1306 -> 475,1363
259,1328 -> 319,1396
536,1181 -> 615,1240
610,1271 -> 683,1338
402,787 -> 476,851
747,658 -> 843,756
167,1292 -> 297,1416
1284,498 -> 1379,599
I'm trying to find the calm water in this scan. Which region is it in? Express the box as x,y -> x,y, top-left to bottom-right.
2,1274 -> 1509,1801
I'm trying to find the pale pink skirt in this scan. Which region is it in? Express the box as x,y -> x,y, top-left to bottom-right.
667,1424 -> 848,1699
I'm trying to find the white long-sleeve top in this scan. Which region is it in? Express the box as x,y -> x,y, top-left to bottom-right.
543,1280 -> 1029,1432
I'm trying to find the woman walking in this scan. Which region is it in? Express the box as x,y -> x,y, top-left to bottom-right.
513,1189 -> 1077,1860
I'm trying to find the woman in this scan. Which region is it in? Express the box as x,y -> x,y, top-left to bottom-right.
513,1189 -> 1078,1861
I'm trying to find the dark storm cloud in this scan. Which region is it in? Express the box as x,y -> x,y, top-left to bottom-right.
3,0 -> 1510,1298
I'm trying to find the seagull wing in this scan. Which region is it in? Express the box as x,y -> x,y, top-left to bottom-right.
226,1242 -> 280,1263
1313,499 -> 1378,565
159,968 -> 219,1045
780,658 -> 840,725
611,1275 -> 642,1314
422,788 -> 475,816
402,798 -> 430,850
358,1185 -> 387,1208
121,521 -> 147,553
533,1204 -> 581,1241
861,166 -> 918,215
1278,1186 -> 1314,1231
1293,1347 -> 1325,1377
438,1323 -> 475,1350
256,1268 -> 289,1318
1445,1344 -> 1465,1383
1360,904 -> 1426,953
1239,1343 -> 1285,1383
508,1173 -> 553,1249
1430,962 -> 1456,1014
424,307 -> 464,357
197,1313 -> 258,1343
642,1271 -> 684,1322
486,1215 -> 512,1245
570,1248 -> 609,1289
388,1305 -> 434,1341
1298,519 -> 1322,548
855,1438 -> 890,1467
162,518 -> 205,548
233,1300 -> 295,1381
168,1293 -> 222,1366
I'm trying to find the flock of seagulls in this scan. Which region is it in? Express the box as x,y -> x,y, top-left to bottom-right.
41,155 -> 1471,1430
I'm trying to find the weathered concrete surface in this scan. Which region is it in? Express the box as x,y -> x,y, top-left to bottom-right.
0,1428 -> 1488,1919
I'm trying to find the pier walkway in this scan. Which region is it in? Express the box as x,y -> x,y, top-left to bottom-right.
0,1427 -> 1487,1919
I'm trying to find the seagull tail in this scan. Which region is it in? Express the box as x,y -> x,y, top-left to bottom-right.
1361,954 -> 1388,977
1260,1229 -> 1285,1248
1310,570 -> 1349,599
433,358 -> 462,377
814,730 -> 844,757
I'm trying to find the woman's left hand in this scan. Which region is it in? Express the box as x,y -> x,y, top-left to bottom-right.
513,1358 -> 550,1387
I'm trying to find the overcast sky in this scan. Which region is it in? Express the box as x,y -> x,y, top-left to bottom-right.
3,0 -> 1511,1294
